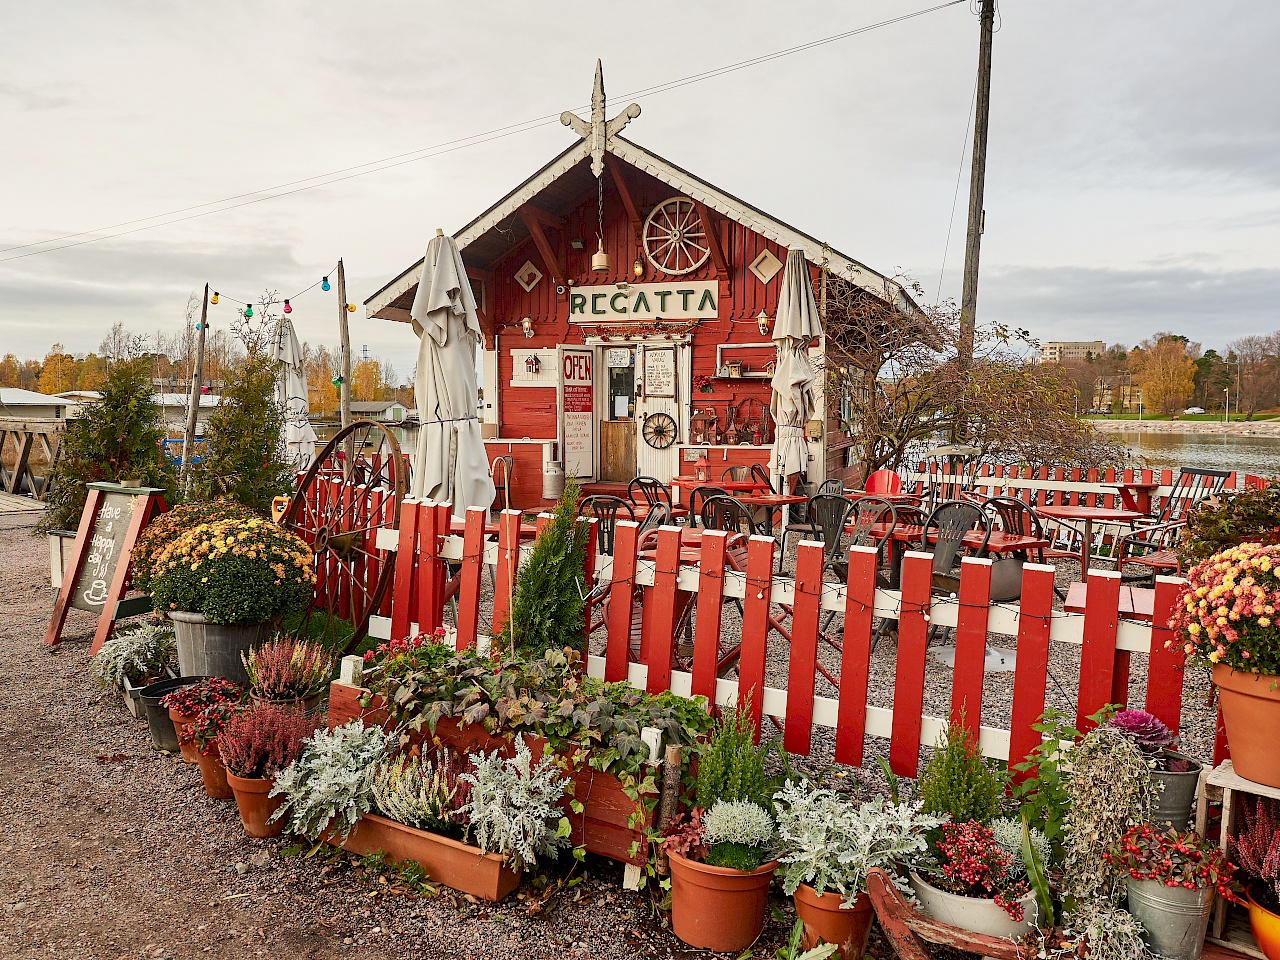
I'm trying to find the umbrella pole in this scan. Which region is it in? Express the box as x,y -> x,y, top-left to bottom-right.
181,282 -> 209,495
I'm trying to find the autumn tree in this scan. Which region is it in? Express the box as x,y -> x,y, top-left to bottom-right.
77,353 -> 108,391
351,357 -> 397,402
1226,333 -> 1280,418
0,354 -> 21,388
1128,333 -> 1198,414
303,343 -> 339,417
37,345 -> 79,395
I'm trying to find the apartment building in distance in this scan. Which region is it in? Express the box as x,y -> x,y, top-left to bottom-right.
1039,340 -> 1107,364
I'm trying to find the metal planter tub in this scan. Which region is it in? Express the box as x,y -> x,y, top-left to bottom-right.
169,612 -> 272,686
1127,877 -> 1214,960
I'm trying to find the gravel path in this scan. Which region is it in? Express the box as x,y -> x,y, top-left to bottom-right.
1,514 -> 809,960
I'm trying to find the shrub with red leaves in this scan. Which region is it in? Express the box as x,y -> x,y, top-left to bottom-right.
1106,823 -> 1241,902
183,700 -> 238,756
161,677 -> 243,718
217,701 -> 317,779
659,808 -> 709,863
928,820 -> 1030,921
242,638 -> 334,699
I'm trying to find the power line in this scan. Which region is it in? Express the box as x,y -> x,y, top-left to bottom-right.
936,70 -> 980,303
0,1 -> 964,264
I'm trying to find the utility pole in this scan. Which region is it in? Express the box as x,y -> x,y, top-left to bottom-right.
957,0 -> 996,369
180,283 -> 209,494
336,259 -> 354,477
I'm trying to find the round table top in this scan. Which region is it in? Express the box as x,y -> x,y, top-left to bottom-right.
670,475 -> 770,492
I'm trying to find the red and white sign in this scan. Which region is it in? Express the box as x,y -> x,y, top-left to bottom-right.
559,347 -> 594,478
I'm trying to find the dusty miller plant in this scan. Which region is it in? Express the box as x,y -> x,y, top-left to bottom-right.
459,736 -> 570,872
990,817 -> 1051,878
269,721 -> 392,841
1060,726 -> 1157,904
91,621 -> 175,688
773,781 -> 944,905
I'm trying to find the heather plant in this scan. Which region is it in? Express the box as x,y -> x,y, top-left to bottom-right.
702,799 -> 775,871
218,701 -> 317,780
131,500 -> 261,593
368,749 -> 468,834
921,820 -> 1030,922
243,637 -> 335,700
695,704 -> 775,812
773,781 -> 943,904
91,621 -> 175,688
917,718 -> 1004,828
1231,796 -> 1280,908
148,515 -> 314,624
269,721 -> 393,840
458,736 -> 570,872
1060,725 -> 1158,904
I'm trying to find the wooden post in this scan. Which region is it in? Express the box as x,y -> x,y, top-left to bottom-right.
957,0 -> 996,369
654,743 -> 682,876
180,282 -> 209,493
336,258 -> 354,478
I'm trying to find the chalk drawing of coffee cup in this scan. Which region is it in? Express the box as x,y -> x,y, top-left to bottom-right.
83,579 -> 109,606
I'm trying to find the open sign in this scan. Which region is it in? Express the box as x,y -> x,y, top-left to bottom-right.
562,353 -> 592,383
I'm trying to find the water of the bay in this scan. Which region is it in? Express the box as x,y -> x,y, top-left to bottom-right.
1117,430 -> 1280,477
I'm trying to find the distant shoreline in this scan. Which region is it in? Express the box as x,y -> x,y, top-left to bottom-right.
1090,419 -> 1280,436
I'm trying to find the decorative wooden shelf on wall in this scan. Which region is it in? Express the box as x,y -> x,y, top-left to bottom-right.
714,342 -> 775,380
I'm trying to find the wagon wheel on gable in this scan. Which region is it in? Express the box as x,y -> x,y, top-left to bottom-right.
642,197 -> 711,276
281,419 -> 406,654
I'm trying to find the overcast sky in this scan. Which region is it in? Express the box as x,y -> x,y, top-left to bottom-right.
2,0 -> 1278,382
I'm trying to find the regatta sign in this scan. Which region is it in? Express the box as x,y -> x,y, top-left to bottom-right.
568,282 -> 717,321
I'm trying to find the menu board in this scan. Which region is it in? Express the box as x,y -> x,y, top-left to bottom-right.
71,491 -> 136,613
644,348 -> 676,398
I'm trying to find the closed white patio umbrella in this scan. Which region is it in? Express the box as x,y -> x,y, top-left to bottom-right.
272,317 -> 318,471
409,230 -> 496,517
770,248 -> 823,483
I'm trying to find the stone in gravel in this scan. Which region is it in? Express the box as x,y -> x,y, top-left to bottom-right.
234,862 -> 249,876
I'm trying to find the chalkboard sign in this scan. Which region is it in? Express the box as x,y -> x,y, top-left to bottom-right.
44,482 -> 167,653
71,491 -> 136,614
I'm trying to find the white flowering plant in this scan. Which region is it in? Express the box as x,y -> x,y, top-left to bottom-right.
269,721 -> 392,840
773,781 -> 944,906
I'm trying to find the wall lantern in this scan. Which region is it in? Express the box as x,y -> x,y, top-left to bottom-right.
757,311 -> 772,337
521,316 -> 535,339
633,256 -> 644,278
525,354 -> 541,375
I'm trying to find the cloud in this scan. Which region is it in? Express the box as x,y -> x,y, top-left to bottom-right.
983,263 -> 1280,349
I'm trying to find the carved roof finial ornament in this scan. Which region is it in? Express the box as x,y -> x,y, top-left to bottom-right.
561,59 -> 641,178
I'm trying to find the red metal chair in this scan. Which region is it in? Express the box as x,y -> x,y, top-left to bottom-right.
864,469 -> 903,496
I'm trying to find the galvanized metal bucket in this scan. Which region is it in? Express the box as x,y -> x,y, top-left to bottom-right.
1127,878 -> 1213,960
1151,751 -> 1205,831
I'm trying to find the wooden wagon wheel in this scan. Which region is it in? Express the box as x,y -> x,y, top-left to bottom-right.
642,411 -> 679,449
642,196 -> 710,276
281,419 -> 405,654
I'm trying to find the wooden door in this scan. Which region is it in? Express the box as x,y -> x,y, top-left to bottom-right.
600,421 -> 636,482
635,344 -> 681,482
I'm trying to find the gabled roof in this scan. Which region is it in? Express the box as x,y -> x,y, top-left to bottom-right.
365,136 -> 916,318
0,387 -> 66,406
350,400 -> 405,413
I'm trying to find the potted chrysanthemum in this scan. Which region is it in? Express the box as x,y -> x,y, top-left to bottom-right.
1170,542 -> 1280,788
147,515 -> 314,685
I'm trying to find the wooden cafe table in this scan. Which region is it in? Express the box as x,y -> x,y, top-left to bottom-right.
1036,505 -> 1143,573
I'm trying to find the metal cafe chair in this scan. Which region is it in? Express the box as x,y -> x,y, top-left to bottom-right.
722,464 -> 753,483
982,495 -> 1065,601
687,485 -> 729,527
636,501 -> 673,537
778,479 -> 843,563
700,494 -> 764,538
578,495 -> 635,557
1114,467 -> 1232,583
916,500 -> 990,596
628,475 -> 687,523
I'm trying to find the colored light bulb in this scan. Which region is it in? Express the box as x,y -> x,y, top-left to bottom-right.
331,375 -> 343,386
321,277 -> 330,292
244,305 -> 253,318
346,303 -> 356,313
283,299 -> 292,314
210,292 -> 219,304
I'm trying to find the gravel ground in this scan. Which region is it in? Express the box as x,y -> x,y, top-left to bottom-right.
1,513 -> 810,960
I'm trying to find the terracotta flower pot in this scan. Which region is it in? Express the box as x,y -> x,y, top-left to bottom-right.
225,771 -> 284,838
195,747 -> 234,800
1213,664 -> 1280,788
792,884 -> 874,960
169,709 -> 199,765
1248,887 -> 1280,960
667,849 -> 777,952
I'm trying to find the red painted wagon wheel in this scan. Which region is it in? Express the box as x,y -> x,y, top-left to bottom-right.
281,419 -> 405,654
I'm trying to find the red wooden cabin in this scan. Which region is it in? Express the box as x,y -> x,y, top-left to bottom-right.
365,64 -> 915,510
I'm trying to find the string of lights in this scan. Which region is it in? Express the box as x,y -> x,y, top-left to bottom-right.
0,1 -> 965,265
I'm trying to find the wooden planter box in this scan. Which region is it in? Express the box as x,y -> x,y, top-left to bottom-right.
333,813 -> 519,902
328,680 -> 655,866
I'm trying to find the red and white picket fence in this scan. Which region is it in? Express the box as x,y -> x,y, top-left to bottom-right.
369,499 -> 1192,781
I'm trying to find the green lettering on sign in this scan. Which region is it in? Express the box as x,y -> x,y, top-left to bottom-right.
569,293 -> 586,314
677,289 -> 695,310
591,293 -> 607,315
609,292 -> 629,314
697,289 -> 716,313
633,291 -> 651,314
654,291 -> 671,311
